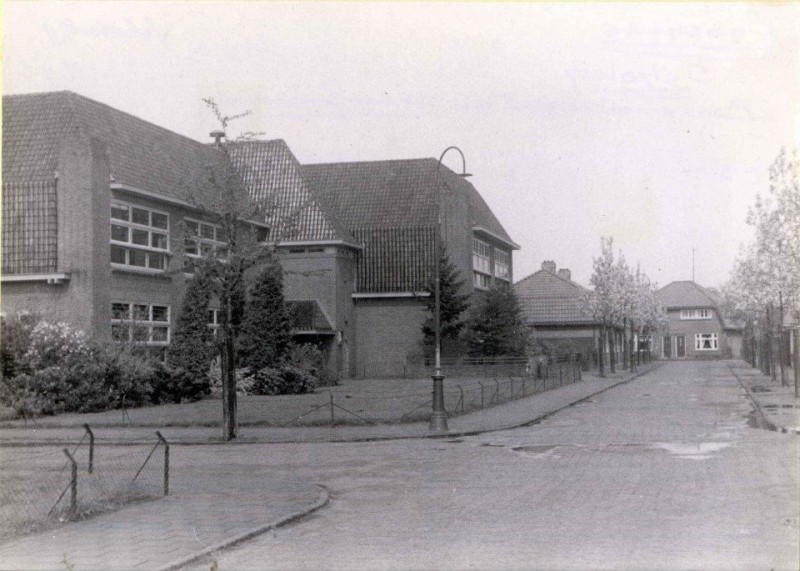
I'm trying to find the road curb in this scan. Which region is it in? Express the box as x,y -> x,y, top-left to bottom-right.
726,363 -> 800,435
155,484 -> 330,571
430,363 -> 663,439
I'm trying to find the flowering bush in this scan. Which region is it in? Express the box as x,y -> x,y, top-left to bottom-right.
249,364 -> 316,396
0,317 -> 213,418
23,321 -> 92,371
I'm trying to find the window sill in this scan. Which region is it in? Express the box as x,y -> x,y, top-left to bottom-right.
111,266 -> 173,281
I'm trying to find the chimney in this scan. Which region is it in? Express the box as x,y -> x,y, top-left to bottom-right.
557,268 -> 571,281
210,130 -> 226,146
541,260 -> 556,273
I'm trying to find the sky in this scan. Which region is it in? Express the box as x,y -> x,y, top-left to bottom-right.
4,2 -> 799,289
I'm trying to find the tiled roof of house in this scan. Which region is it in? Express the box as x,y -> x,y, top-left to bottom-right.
301,159 -> 516,292
514,269 -> 596,325
656,281 -> 719,310
301,159 -> 516,244
2,91 -> 238,209
227,140 -> 355,244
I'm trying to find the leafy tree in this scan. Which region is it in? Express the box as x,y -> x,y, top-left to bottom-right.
238,259 -> 291,371
464,281 -> 528,358
724,148 -> 800,386
421,250 -> 471,355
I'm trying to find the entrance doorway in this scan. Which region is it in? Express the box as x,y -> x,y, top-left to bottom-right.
676,335 -> 686,358
663,335 -> 686,359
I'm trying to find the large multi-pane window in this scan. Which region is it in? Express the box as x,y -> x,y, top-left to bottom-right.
695,333 -> 718,351
111,302 -> 170,346
494,248 -> 510,281
183,219 -> 226,274
110,202 -> 169,271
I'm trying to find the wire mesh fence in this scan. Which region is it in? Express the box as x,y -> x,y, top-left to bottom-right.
0,427 -> 169,542
282,355 -> 585,426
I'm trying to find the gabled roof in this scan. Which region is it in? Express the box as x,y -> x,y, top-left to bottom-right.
514,269 -> 596,325
227,140 -> 356,245
3,91 -> 234,209
656,281 -> 719,310
301,158 -> 517,247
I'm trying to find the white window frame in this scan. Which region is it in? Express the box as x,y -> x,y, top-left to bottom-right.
694,333 -> 718,351
183,218 -> 227,274
110,201 -> 170,273
680,309 -> 712,320
472,238 -> 491,275
111,301 -> 171,346
208,308 -> 220,338
473,272 -> 492,290
494,247 -> 510,281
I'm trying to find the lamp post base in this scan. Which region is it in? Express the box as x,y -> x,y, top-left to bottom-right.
429,373 -> 449,432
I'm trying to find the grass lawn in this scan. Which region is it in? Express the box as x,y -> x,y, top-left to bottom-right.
0,371 -> 581,430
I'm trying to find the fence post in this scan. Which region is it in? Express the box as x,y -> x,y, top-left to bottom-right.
156,431 -> 169,496
478,382 -> 485,408
510,378 -> 514,399
494,379 -> 500,404
83,424 -> 94,474
329,392 -> 335,425
62,448 -> 77,513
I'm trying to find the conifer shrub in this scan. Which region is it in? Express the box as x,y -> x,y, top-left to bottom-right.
238,263 -> 291,371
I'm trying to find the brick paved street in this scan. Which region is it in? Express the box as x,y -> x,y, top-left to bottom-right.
182,361 -> 798,571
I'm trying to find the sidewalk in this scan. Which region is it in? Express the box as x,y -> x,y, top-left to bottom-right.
0,365 -> 660,446
727,361 -> 800,435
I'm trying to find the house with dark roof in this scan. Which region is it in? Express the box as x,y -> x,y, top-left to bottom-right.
301,159 -> 520,377
654,281 -> 739,359
514,261 -> 624,363
3,91 -> 519,378
2,91 -> 268,360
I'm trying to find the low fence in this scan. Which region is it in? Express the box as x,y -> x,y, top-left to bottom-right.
0,426 -> 169,542
283,355 -> 584,426
353,351 -> 647,379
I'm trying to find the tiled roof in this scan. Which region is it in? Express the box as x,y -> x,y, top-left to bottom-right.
656,281 -> 719,309
514,269 -> 596,325
2,91 -> 236,209
227,140 -> 355,244
301,159 -> 516,245
301,159 -> 516,292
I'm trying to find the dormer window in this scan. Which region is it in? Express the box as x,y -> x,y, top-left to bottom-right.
680,309 -> 712,320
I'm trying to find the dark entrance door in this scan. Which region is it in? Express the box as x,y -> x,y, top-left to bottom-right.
676,335 -> 686,358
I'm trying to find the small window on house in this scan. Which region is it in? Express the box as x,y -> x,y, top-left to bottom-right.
494,248 -> 510,281
255,227 -> 270,243
680,309 -> 712,320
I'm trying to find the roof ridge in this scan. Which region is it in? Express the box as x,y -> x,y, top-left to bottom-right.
50,91 -> 223,153
303,157 -> 437,168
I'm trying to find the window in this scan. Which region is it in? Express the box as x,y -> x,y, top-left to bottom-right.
494,248 -> 510,281
208,309 -> 220,338
680,309 -> 712,320
473,272 -> 492,290
111,302 -> 170,346
183,219 -> 226,274
472,238 -> 491,274
110,202 -> 169,271
695,333 -> 718,351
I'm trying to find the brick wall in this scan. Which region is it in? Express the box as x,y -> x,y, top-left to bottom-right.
353,297 -> 427,378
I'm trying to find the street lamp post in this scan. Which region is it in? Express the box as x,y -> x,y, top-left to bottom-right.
429,146 -> 471,433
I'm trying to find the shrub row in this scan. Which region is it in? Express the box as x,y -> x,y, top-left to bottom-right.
0,317 -> 210,418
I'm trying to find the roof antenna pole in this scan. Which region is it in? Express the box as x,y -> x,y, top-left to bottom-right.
692,247 -> 696,282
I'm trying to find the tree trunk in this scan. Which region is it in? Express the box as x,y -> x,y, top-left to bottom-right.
598,327 -> 606,378
622,318 -> 629,371
779,291 -> 787,387
609,329 -> 616,374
